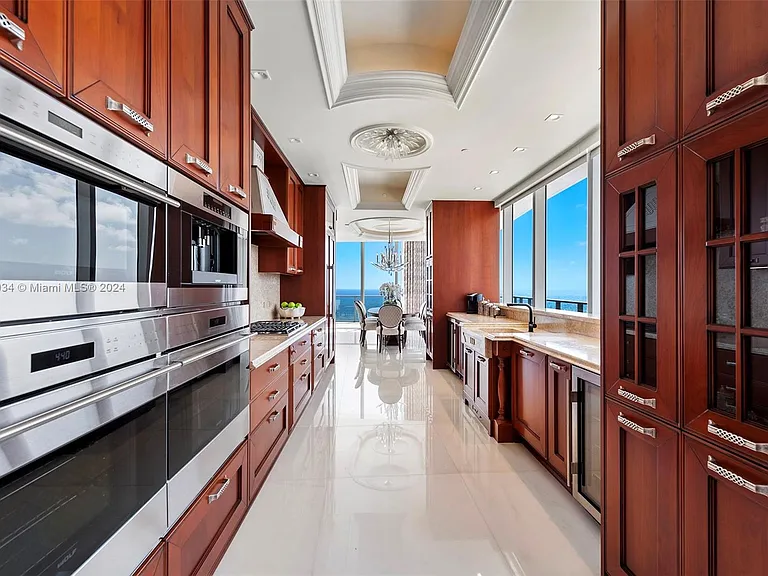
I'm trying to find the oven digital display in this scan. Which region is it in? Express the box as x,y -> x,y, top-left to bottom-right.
209,316 -> 227,328
31,342 -> 95,373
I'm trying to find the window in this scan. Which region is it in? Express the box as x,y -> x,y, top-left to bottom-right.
335,242 -> 362,322
512,194 -> 534,305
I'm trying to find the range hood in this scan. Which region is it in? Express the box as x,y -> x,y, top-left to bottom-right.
250,167 -> 302,248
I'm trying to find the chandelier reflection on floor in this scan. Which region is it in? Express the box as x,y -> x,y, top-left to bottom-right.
372,219 -> 406,273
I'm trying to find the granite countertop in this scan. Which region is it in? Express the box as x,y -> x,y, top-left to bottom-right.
249,316 -> 325,368
447,312 -> 520,325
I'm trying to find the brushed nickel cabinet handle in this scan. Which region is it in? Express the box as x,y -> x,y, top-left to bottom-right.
518,349 -> 534,358
618,386 -> 657,409
706,71 -> 768,116
268,363 -> 281,373
300,374 -> 308,381
0,13 -> 25,50
267,411 -> 279,423
618,412 -> 656,438
617,134 -> 656,160
185,153 -> 213,175
106,96 -> 154,135
267,390 -> 279,401
549,361 -> 567,372
707,456 -> 768,497
708,420 -> 768,453
207,477 -> 230,503
228,184 -> 246,199
301,359 -> 309,365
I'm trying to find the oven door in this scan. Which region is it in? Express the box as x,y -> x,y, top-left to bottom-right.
0,125 -> 176,325
167,331 -> 250,524
571,366 -> 601,521
0,356 -> 177,576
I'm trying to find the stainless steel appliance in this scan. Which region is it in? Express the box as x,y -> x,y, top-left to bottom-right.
0,67 -> 175,325
250,320 -> 304,335
167,169 -> 248,309
571,366 -> 601,521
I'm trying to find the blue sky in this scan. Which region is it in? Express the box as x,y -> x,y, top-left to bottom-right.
337,241 -> 397,290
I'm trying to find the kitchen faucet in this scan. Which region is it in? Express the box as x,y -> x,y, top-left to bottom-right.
506,303 -> 537,332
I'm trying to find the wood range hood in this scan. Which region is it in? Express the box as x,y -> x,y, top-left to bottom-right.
250,212 -> 302,248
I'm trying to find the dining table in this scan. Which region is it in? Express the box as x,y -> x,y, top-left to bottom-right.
366,307 -> 416,318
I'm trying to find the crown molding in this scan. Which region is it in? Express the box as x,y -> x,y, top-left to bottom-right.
341,162 -> 361,208
305,0 -> 348,109
336,71 -> 455,108
402,168 -> 431,210
447,0 -> 513,109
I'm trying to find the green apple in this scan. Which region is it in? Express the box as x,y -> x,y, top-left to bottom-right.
296,302 -> 303,308
288,302 -> 296,308
281,301 -> 288,308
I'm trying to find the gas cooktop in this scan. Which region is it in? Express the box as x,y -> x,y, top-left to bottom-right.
250,320 -> 305,335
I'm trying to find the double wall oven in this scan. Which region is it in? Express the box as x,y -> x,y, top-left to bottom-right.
0,68 -> 251,575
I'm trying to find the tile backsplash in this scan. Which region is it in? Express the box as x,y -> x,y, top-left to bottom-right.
249,245 -> 281,321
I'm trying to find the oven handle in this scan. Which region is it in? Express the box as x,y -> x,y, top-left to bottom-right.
179,334 -> 251,366
0,122 -> 180,208
0,362 -> 182,444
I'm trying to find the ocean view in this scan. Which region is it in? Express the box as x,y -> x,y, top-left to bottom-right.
336,289 -> 387,322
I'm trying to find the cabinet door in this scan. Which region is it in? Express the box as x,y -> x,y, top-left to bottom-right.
463,347 -> 475,403
603,0 -> 677,174
682,105 -> 768,468
0,0 -> 65,94
681,0 -> 768,136
604,400 -> 680,576
513,346 -> 547,457
547,358 -> 570,481
169,0 -> 219,188
683,436 -> 768,576
217,0 -> 249,209
605,150 -> 678,423
134,543 -> 166,576
167,442 -> 247,576
70,0 -> 168,156
475,354 -> 490,419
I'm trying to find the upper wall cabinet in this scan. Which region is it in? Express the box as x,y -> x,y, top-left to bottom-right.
169,0 -> 219,188
681,0 -> 768,137
603,0 -> 677,175
0,0 -> 66,94
218,0 -> 250,210
70,0 -> 169,157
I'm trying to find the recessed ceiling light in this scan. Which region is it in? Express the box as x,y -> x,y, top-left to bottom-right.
544,113 -> 563,122
512,147 -> 527,153
251,69 -> 271,80
461,148 -> 469,152
308,173 -> 318,178
489,170 -> 500,175
473,186 -> 482,191
288,138 -> 302,144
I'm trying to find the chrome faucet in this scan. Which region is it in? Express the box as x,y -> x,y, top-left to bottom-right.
506,303 -> 537,332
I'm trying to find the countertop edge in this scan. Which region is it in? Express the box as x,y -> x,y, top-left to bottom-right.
249,317 -> 326,368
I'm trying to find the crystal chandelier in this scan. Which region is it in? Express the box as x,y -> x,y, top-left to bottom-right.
372,219 -> 407,273
352,125 -> 430,161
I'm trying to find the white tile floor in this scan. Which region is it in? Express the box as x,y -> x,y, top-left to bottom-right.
216,330 -> 600,576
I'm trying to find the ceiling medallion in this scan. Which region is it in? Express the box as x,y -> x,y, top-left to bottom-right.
351,124 -> 433,161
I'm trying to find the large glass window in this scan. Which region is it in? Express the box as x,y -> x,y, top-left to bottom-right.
545,164 -> 588,312
512,194 -> 534,305
335,242 -> 362,322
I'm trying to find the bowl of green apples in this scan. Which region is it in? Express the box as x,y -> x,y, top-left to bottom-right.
278,301 -> 305,318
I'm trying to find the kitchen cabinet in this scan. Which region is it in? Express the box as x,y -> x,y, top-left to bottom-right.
681,104 -> 768,468
312,327 -> 326,388
248,394 -> 289,502
683,436 -> 768,576
167,441 -> 247,576
604,400 -> 679,576
681,0 -> 768,137
134,543 -> 166,576
259,169 -> 304,274
69,0 -> 169,157
603,0 -> 677,175
463,346 -> 475,407
291,356 -> 312,426
513,344 -> 547,457
461,329 -> 496,431
475,353 -> 490,420
0,0 -> 66,94
605,150 -> 678,424
546,358 -> 570,481
169,0 -> 219,189
217,0 -> 251,209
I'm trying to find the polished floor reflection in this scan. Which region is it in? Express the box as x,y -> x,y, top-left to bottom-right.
216,330 -> 600,576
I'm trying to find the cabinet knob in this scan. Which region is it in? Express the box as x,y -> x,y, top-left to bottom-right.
106,96 -> 154,135
0,13 -> 25,51
706,71 -> 768,116
707,456 -> 768,497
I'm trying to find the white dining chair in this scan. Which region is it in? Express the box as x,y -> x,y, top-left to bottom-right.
354,300 -> 378,346
377,304 -> 404,352
403,301 -> 427,343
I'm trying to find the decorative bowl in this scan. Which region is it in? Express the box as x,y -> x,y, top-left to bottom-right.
278,306 -> 306,318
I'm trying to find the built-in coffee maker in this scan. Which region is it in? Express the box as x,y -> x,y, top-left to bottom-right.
466,293 -> 483,314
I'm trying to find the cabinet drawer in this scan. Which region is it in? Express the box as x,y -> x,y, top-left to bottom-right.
133,542 -> 166,576
167,441 -> 247,576
289,335 -> 311,362
292,348 -> 312,374
312,348 -> 325,385
683,435 -> 768,576
249,349 -> 289,400
292,361 -> 312,421
249,373 -> 289,432
248,394 -> 289,500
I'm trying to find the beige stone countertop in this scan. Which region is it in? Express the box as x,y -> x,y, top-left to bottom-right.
446,312 -> 518,325
249,316 -> 325,368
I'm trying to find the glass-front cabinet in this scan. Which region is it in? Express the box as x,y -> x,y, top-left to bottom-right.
605,150 -> 678,423
682,104 -> 768,467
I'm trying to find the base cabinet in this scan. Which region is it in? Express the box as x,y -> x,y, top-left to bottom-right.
248,394 -> 289,502
683,436 -> 768,576
546,359 -> 571,481
513,345 -> 547,457
135,543 -> 167,576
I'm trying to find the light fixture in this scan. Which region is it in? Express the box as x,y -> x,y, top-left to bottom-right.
288,138 -> 302,144
544,113 -> 563,122
250,69 -> 271,80
473,186 -> 482,191
461,148 -> 469,152
351,125 -> 432,161
372,219 -> 407,274
512,147 -> 527,153
489,170 -> 499,175
308,173 -> 318,177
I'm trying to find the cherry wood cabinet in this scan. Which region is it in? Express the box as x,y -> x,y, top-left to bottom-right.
512,345 -> 547,457
681,104 -> 768,467
217,0 -> 250,209
683,436 -> 768,576
605,150 -> 678,424
604,400 -> 680,576
681,0 -> 768,137
69,0 -> 168,157
169,0 -> 219,189
602,0 -> 677,175
0,0 -> 66,94
248,393 -> 289,501
258,170 -> 304,274
135,543 -> 166,576
166,441 -> 247,576
546,359 -> 570,481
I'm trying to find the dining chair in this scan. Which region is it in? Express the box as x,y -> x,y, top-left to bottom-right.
403,301 -> 428,343
354,300 -> 378,346
377,304 -> 403,352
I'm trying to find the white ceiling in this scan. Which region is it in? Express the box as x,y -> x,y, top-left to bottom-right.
358,169 -> 410,207
245,0 -> 599,235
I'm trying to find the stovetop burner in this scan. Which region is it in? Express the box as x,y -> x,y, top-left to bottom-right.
250,320 -> 305,335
